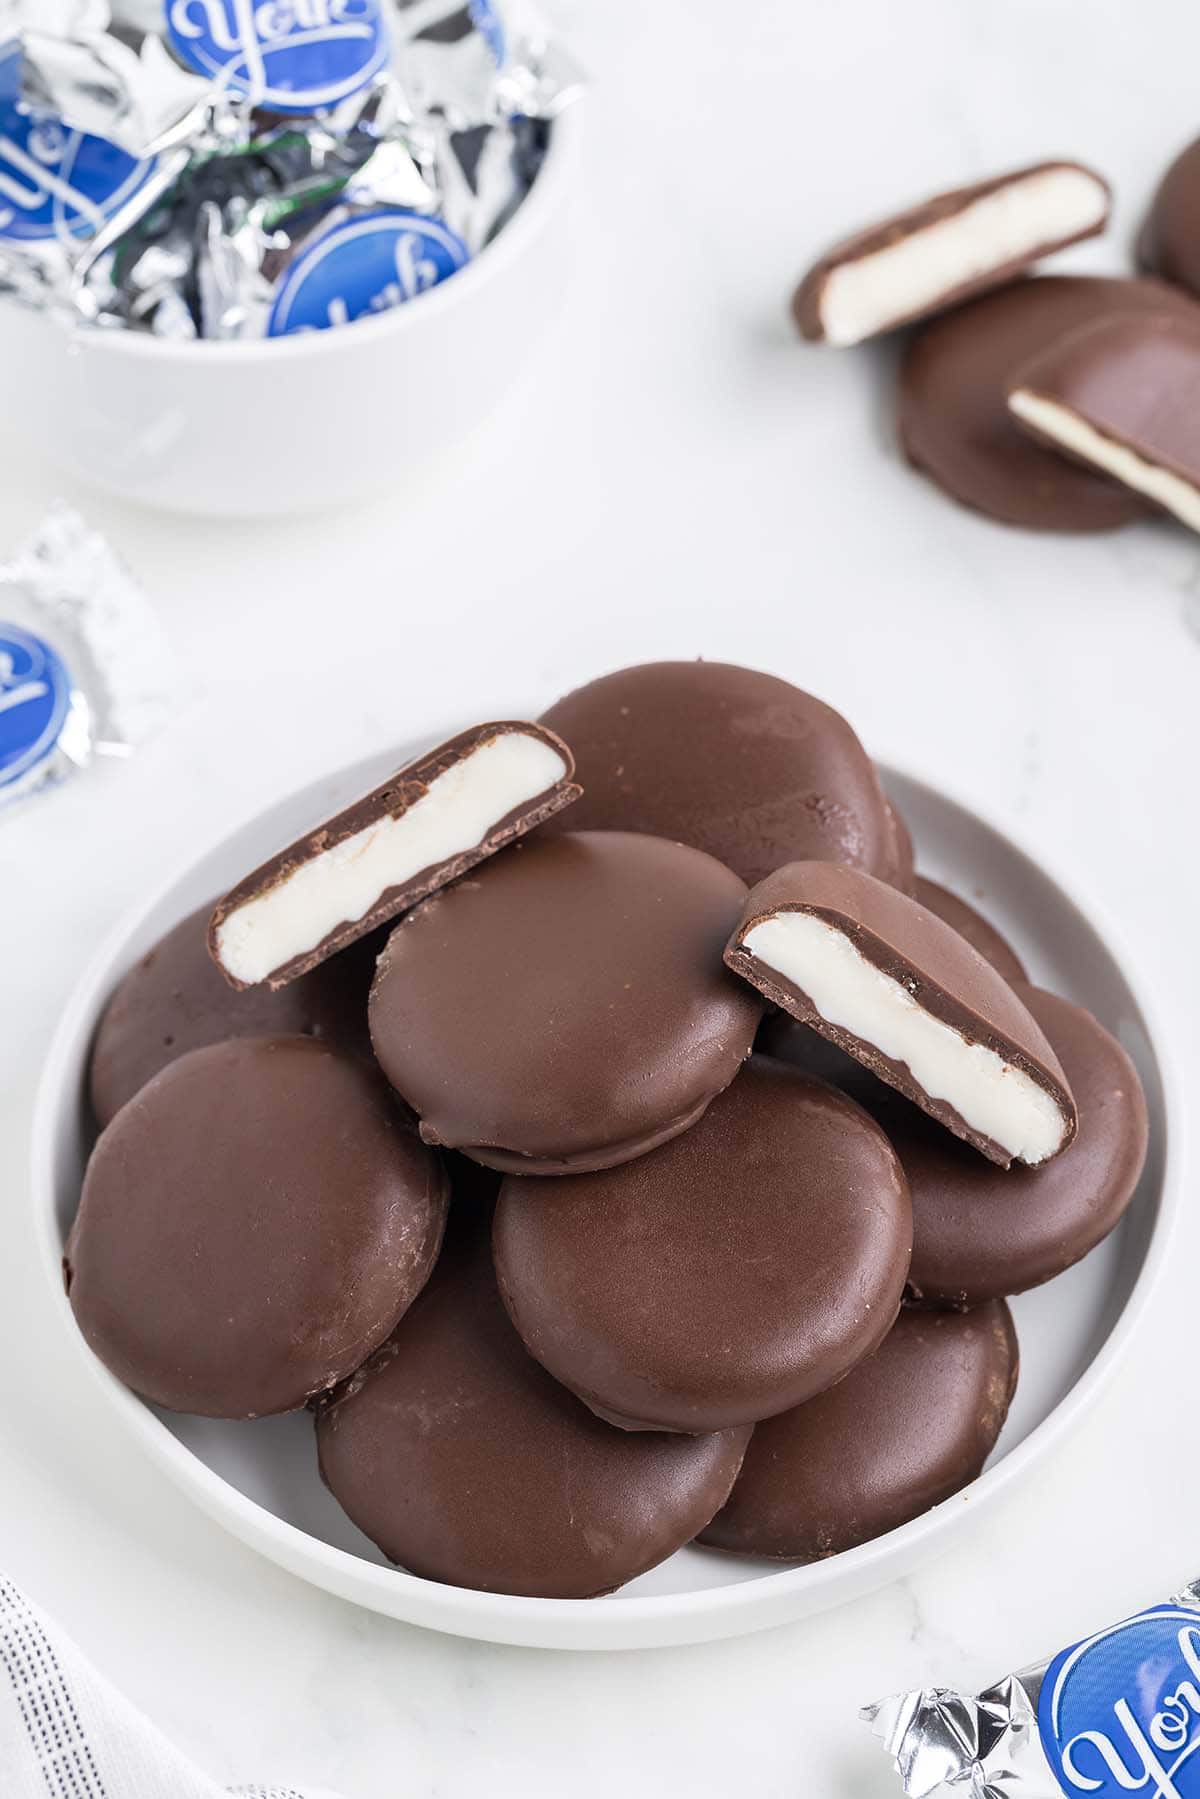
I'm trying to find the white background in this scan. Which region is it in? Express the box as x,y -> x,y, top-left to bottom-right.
3,0 -> 1200,1792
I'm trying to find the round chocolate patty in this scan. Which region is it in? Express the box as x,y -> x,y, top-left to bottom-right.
1138,136 -> 1200,299
316,1217 -> 751,1598
911,877 -> 1027,986
699,1301 -> 1017,1561
368,830 -> 762,1175
895,986 -> 1149,1309
539,661 -> 897,888
89,903 -> 378,1127
67,1037 -> 448,1417
493,1057 -> 912,1432
899,275 -> 1199,530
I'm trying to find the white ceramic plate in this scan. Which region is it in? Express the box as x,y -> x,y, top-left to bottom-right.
31,749 -> 1176,1650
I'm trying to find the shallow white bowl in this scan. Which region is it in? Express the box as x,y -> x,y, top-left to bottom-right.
0,108 -> 581,519
31,748 -> 1175,1650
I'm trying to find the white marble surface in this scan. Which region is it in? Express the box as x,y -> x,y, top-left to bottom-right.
2,0 -> 1200,1791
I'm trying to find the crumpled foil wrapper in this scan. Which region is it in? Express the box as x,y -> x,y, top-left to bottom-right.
863,1576 -> 1200,1798
0,505 -> 176,809
0,0 -> 583,339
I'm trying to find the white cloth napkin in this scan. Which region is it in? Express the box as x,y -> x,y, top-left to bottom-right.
0,1574 -> 346,1799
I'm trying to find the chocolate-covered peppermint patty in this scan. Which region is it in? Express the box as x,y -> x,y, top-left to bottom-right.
316,1214 -> 751,1599
369,830 -> 761,1174
725,862 -> 1076,1167
540,661 -> 899,889
700,1301 -> 1018,1560
68,1036 -> 448,1418
890,986 -> 1148,1308
494,1056 -> 911,1433
89,903 -> 381,1128
899,275 -> 1199,529
795,161 -> 1110,347
210,722 -> 579,990
1008,311 -> 1200,535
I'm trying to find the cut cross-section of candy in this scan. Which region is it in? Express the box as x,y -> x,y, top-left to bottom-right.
725,862 -> 1076,1168
1007,310 -> 1200,536
795,161 -> 1111,348
209,721 -> 579,989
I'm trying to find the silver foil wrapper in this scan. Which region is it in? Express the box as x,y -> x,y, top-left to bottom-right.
0,505 -> 175,809
864,1577 -> 1200,1799
0,0 -> 581,337
16,8 -> 215,158
392,0 -> 583,128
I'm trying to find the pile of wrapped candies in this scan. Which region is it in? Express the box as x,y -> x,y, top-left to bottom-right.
0,0 -> 580,339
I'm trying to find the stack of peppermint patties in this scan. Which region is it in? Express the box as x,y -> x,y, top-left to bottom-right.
67,666 -> 1148,1598
796,142 -> 1200,537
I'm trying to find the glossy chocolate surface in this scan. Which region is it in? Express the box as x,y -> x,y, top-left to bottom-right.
68,1036 -> 447,1417
726,861 -> 1075,1166
900,275 -> 1198,529
494,1057 -> 912,1432
540,662 -> 897,887
89,903 -> 379,1128
369,830 -> 761,1174
317,1215 -> 751,1598
700,1301 -> 1018,1559
912,877 -> 1027,986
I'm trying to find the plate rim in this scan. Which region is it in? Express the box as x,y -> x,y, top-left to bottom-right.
30,751 -> 1180,1651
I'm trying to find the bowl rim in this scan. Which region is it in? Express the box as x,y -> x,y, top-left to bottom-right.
49,102 -> 582,367
29,748 -> 1180,1651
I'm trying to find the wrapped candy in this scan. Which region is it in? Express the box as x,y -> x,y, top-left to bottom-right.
865,1575 -> 1200,1799
0,506 -> 175,810
0,0 -> 581,337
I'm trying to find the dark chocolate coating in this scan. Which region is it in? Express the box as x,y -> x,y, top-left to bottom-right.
1138,136 -> 1200,299
1008,310 -> 1200,501
493,1057 -> 912,1433
539,662 -> 897,888
88,903 -> 379,1128
316,1215 -> 751,1598
67,1037 -> 448,1418
911,877 -> 1028,986
899,276 -> 1200,529
369,830 -> 762,1175
889,986 -> 1148,1308
699,1301 -> 1018,1560
210,722 -> 580,990
766,984 -> 1148,1308
725,862 -> 1075,1167
794,161 -> 1110,343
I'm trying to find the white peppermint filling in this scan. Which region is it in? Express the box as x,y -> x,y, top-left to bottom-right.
215,732 -> 567,985
743,912 -> 1067,1164
1008,388 -> 1200,533
819,166 -> 1109,348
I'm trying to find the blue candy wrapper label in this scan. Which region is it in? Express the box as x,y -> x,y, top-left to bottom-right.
266,208 -> 469,335
864,1578 -> 1200,1799
0,625 -> 71,789
1040,1605 -> 1200,1799
0,105 -> 157,243
165,0 -> 391,113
